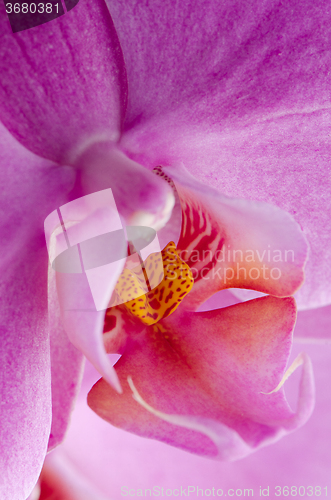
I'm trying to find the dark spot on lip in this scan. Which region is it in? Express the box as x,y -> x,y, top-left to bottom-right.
147,312 -> 158,320
103,314 -> 117,333
159,286 -> 165,302
163,302 -> 178,318
165,291 -> 174,303
149,298 -> 161,310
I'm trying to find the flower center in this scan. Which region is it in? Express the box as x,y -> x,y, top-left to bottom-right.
113,242 -> 193,325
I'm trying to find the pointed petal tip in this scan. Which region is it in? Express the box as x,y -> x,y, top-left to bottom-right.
106,367 -> 123,395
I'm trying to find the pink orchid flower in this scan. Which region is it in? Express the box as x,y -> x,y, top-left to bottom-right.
0,0 -> 330,499
86,164 -> 312,460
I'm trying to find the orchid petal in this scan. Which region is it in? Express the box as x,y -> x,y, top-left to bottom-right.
46,192 -> 128,394
0,0 -> 127,163
197,290 -> 242,312
112,0 -> 331,310
107,0 -> 330,132
127,376 -> 252,461
53,345 -> 329,498
159,164 -> 307,309
121,115 -> 330,313
88,296 -> 314,458
76,143 -> 175,229
0,122 -> 76,499
57,296 -> 123,394
47,269 -> 85,451
0,251 -> 51,500
293,304 -> 331,343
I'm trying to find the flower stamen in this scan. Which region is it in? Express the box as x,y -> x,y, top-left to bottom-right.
113,242 -> 194,325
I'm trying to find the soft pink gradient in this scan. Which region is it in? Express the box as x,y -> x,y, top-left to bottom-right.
0,0 -> 330,498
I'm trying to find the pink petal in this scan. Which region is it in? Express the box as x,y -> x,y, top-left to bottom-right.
201,293 -> 331,343
47,272 -> 85,451
59,344 -> 330,499
76,143 -> 175,229
45,190 -> 128,393
0,0 -> 126,163
294,304 -> 331,343
0,252 -> 51,500
123,115 -> 330,312
107,0 -> 329,132
113,0 -> 331,310
197,289 -> 242,311
88,296 -> 314,459
0,122 -> 75,499
161,164 -> 307,309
